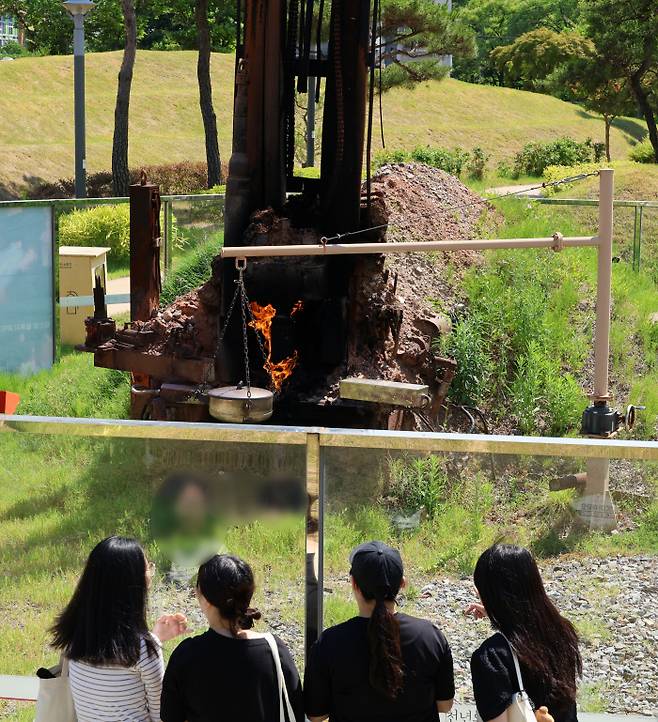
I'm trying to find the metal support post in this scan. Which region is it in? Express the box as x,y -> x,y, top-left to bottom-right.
305,433 -> 323,654
73,14 -> 87,199
585,168 -> 615,528
632,205 -> 643,272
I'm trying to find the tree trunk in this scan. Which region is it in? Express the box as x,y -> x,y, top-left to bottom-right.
196,0 -> 222,188
604,115 -> 611,162
630,72 -> 658,163
112,0 -> 137,197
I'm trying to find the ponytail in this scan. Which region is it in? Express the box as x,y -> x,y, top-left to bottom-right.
197,555 -> 261,637
367,598 -> 404,699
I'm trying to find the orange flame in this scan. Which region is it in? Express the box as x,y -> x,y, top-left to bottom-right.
249,302 -> 300,392
291,300 -> 304,317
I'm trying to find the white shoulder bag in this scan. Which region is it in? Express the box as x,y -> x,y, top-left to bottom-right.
263,632 -> 296,722
34,656 -> 77,722
498,634 -> 536,722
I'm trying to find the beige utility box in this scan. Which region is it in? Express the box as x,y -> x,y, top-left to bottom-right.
59,246 -> 111,345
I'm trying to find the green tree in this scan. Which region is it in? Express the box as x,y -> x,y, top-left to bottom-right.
491,27 -> 594,90
378,0 -> 475,90
451,0 -> 579,85
580,0 -> 658,162
559,61 -> 635,162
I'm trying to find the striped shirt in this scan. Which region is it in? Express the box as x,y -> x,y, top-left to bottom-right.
68,635 -> 164,722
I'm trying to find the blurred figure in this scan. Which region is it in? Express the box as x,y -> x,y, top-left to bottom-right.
161,554 -> 304,722
304,541 -> 455,722
151,472 -> 224,584
466,544 -> 581,722
51,536 -> 187,722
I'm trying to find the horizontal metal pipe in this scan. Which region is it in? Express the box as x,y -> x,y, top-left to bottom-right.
2,415 -> 658,461
535,198 -> 658,209
221,236 -> 599,258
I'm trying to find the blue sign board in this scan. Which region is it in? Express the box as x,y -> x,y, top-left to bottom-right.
0,206 -> 54,373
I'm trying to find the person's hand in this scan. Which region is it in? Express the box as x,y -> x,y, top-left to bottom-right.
464,602 -> 487,619
153,613 -> 188,643
535,707 -> 554,722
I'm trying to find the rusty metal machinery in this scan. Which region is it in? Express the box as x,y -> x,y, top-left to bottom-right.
224,0 -> 375,246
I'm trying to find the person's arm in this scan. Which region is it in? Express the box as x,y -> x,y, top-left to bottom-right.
304,637 -> 332,722
433,626 -> 456,714
137,637 -> 165,722
276,638 -> 305,722
160,645 -> 187,722
470,645 -> 515,722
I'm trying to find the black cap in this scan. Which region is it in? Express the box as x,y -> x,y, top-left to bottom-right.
349,541 -> 404,600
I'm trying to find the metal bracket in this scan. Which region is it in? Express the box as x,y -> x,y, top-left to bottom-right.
235,257 -> 247,271
551,232 -> 564,252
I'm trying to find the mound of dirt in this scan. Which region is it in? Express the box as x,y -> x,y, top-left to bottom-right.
365,163 -> 489,378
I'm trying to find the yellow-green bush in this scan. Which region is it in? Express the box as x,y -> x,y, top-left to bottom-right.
58,205 -> 130,263
629,138 -> 656,164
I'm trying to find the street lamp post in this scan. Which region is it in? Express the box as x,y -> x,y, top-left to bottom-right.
63,1 -> 95,198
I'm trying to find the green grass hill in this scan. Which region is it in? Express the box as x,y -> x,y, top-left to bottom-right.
0,49 -> 648,198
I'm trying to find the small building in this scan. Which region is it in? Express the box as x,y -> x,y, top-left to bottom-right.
0,16 -> 21,47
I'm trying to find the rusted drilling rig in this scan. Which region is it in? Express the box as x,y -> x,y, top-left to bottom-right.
88,0 -> 460,428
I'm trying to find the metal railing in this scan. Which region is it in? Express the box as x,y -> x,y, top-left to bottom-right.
0,413 -> 656,713
534,197 -> 658,272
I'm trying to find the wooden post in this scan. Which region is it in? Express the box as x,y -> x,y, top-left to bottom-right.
129,179 -> 162,322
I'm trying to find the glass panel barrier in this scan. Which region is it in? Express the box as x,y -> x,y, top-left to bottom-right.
0,419 -> 305,721
320,435 -> 658,717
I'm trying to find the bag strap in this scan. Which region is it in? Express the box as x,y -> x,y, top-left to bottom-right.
498,633 -> 525,693
263,632 -> 296,722
60,656 -> 70,679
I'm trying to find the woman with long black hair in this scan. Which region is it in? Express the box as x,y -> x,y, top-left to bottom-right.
51,536 -> 187,722
304,541 -> 455,722
467,544 -> 582,722
160,553 -> 304,722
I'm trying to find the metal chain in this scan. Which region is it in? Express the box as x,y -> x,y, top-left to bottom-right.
239,282 -> 252,400
215,262 -> 271,394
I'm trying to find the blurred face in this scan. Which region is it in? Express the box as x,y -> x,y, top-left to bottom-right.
175,483 -> 208,532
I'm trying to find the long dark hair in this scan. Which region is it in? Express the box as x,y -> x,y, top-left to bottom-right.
351,559 -> 404,699
197,554 -> 262,636
51,536 -> 157,665
474,544 -> 582,705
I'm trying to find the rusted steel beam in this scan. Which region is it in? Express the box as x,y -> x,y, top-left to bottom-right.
94,347 -> 215,385
129,179 -> 162,321
320,0 -> 371,234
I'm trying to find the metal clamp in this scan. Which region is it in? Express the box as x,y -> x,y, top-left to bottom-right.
235,257 -> 247,271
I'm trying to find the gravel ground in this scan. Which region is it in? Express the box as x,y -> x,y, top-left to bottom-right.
151,554 -> 657,716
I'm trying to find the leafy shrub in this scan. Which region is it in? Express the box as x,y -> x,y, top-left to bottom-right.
542,161 -> 607,194
410,146 -> 470,176
629,138 -> 657,164
513,137 -> 596,177
160,240 -> 220,306
374,146 -> 471,176
497,160 -> 515,178
59,205 -> 131,263
32,161 -> 229,200
374,149 -> 410,167
592,142 -> 606,163
468,146 -> 490,180
387,456 -> 448,518
440,248 -> 589,434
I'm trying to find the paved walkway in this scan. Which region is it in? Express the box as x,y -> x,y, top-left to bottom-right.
484,183 -> 544,198
107,275 -> 130,315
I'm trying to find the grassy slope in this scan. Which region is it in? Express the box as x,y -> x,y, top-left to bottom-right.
0,50 -> 647,196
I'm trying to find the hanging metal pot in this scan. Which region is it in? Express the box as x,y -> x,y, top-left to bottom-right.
208,384 -> 274,424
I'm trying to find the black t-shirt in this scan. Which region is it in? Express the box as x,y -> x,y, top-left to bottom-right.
160,628 -> 304,722
304,613 -> 455,722
471,633 -> 578,722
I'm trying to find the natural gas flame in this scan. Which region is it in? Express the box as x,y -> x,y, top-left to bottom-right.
249,301 -> 301,392
291,300 -> 304,317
